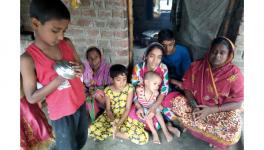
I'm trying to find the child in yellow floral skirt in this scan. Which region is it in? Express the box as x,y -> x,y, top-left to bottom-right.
88,64 -> 149,145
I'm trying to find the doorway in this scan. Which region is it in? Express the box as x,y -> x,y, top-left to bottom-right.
129,0 -> 173,65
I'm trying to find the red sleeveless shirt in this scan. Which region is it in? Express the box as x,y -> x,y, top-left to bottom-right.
26,40 -> 85,120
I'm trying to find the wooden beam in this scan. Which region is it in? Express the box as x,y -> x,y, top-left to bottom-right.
127,0 -> 133,66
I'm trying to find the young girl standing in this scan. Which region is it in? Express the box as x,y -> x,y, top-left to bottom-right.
88,64 -> 149,145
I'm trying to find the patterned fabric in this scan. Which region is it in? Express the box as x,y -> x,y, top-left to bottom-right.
131,62 -> 169,95
161,38 -> 243,149
130,61 -> 169,130
182,53 -> 244,106
88,84 -> 149,145
83,56 -> 111,121
170,95 -> 242,150
20,97 -> 54,150
83,59 -> 111,88
137,85 -> 159,108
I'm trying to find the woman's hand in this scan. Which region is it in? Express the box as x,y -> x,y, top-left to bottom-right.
69,61 -> 83,78
192,105 -> 214,121
136,107 -> 145,120
170,79 -> 183,89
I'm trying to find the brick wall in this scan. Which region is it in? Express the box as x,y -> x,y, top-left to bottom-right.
20,0 -> 129,65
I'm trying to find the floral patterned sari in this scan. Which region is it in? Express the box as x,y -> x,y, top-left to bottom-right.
162,45 -> 244,149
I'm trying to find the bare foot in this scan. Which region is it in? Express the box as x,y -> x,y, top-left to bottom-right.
209,143 -> 217,148
167,125 -> 181,138
165,133 -> 173,142
152,134 -> 161,144
115,131 -> 129,140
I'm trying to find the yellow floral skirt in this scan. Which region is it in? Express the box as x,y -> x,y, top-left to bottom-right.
88,112 -> 149,145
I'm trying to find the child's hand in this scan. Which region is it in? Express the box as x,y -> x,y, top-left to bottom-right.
111,119 -> 119,139
146,111 -> 155,120
148,107 -> 156,116
69,61 -> 83,78
136,107 -> 145,120
55,75 -> 67,83
107,110 -> 115,121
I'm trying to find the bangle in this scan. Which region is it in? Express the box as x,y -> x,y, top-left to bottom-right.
189,99 -> 197,108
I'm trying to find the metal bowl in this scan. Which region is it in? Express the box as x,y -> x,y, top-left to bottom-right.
53,60 -> 75,79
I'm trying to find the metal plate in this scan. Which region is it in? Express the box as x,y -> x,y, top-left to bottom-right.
53,60 -> 75,79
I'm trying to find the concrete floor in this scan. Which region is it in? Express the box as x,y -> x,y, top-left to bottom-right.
43,102 -> 243,150
81,115 -> 244,150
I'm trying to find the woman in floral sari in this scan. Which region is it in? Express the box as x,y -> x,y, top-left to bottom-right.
83,46 -> 111,121
129,42 -> 181,137
163,37 -> 244,149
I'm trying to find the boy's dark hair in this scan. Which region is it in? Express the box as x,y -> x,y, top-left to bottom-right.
158,29 -> 174,43
86,46 -> 102,60
30,0 -> 70,24
110,64 -> 128,78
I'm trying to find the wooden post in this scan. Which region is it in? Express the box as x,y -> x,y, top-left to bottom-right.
127,0 -> 133,66
127,0 -> 134,81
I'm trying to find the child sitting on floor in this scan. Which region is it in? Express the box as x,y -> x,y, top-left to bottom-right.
88,64 -> 149,145
136,71 -> 173,144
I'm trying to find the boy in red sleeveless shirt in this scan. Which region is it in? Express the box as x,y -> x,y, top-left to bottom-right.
20,0 -> 88,149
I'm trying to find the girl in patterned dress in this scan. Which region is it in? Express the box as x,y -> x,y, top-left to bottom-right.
88,64 -> 149,145
136,71 -> 173,144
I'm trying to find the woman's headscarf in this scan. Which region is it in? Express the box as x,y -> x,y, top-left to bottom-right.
182,37 -> 243,106
83,47 -> 111,87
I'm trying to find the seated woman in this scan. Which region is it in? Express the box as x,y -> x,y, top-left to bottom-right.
129,42 -> 181,137
83,46 -> 111,121
163,37 -> 244,149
